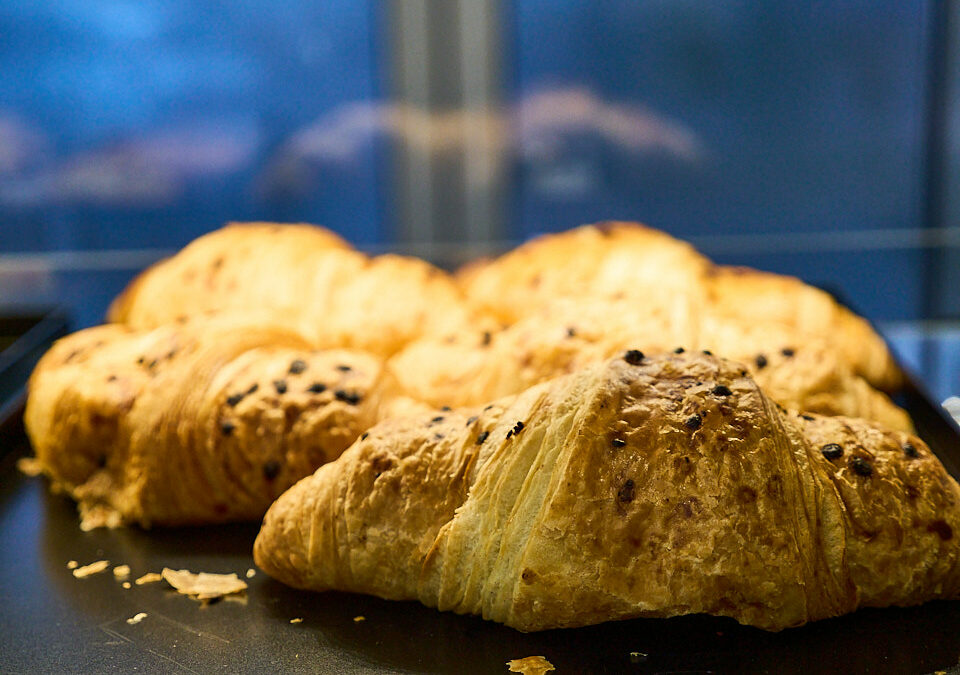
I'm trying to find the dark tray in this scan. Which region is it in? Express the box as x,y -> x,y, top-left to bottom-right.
3,321 -> 960,674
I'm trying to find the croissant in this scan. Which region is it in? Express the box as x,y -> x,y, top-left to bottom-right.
255,351 -> 960,632
388,296 -> 911,431
108,222 -> 476,357
456,222 -> 901,391
24,314 -> 419,529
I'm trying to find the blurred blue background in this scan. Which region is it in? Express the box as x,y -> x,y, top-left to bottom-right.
0,0 -> 957,400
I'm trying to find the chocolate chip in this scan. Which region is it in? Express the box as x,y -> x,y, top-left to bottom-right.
147,359 -> 158,369
246,383 -> 259,395
781,347 -> 795,357
335,390 -> 361,405
336,364 -> 352,372
701,350 -> 713,356
903,442 -> 920,458
850,456 -> 873,477
137,356 -> 144,365
107,375 -> 117,382
566,327 -> 577,338
466,416 -> 478,426
476,430 -> 489,445
755,354 -> 768,369
801,414 -> 815,421
711,385 -> 732,396
441,406 -> 452,411
820,443 -> 843,460
226,393 -> 245,407
97,454 -> 107,468
506,421 -> 525,438
307,382 -> 326,394
674,347 -> 685,354
685,414 -> 702,431
289,359 -> 307,375
220,420 -> 236,436
262,460 -> 280,481
430,416 -> 445,424
273,379 -> 288,394
481,331 -> 492,346
618,479 -> 635,503
623,350 -> 645,365
611,438 -> 626,448
360,432 -> 369,440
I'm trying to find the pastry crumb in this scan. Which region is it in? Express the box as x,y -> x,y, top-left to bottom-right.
135,572 -> 163,585
17,457 -> 43,476
126,612 -> 147,625
113,564 -> 131,579
353,615 -> 365,623
290,618 -> 303,624
246,568 -> 256,579
66,560 -> 79,570
73,560 -> 109,578
122,582 -> 131,589
507,656 -> 555,675
161,567 -> 248,601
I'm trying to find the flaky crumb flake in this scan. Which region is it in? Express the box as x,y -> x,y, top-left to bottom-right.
507,655 -> 556,675
72,560 -> 109,578
126,612 -> 147,625
113,564 -> 131,579
246,568 -> 256,579
161,567 -> 248,601
135,572 -> 163,585
16,457 -> 43,476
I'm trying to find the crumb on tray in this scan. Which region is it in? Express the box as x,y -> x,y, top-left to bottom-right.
290,618 -> 303,624
72,560 -> 109,578
160,567 -> 248,601
126,612 -> 147,625
113,564 -> 131,580
16,457 -> 43,476
246,568 -> 256,579
506,655 -> 555,675
135,572 -> 163,585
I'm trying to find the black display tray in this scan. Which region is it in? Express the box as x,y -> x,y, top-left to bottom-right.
2,315 -> 960,674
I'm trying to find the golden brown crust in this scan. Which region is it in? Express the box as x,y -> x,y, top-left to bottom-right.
24,314 -> 402,528
387,296 -> 911,431
108,222 -> 473,357
455,222 -> 901,391
255,352 -> 960,632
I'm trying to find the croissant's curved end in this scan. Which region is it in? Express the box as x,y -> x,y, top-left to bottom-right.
255,351 -> 960,632
25,315 -> 390,528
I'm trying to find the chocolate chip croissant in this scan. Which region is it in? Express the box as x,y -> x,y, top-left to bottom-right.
108,222 -> 475,357
24,314 -> 419,529
388,296 -> 911,431
255,352 -> 960,632
457,222 -> 901,391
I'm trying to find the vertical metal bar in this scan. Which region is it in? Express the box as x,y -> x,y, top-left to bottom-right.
920,0 -> 954,385
385,0 -> 506,260
388,0 -> 435,244
921,0 -> 951,320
